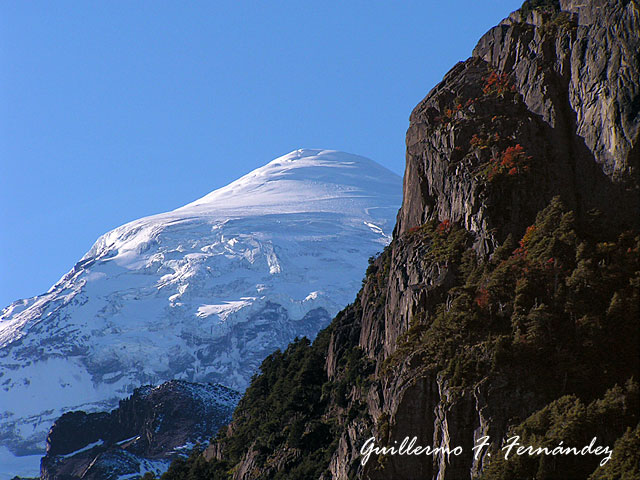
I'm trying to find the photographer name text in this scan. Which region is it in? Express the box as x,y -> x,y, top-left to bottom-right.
360,435 -> 612,467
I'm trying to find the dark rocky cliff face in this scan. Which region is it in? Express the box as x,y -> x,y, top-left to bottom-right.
158,1 -> 640,479
41,381 -> 240,480
397,0 -> 639,255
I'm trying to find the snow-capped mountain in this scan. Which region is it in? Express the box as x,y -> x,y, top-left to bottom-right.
0,149 -> 402,478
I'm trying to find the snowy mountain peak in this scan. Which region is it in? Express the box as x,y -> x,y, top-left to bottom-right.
177,149 -> 399,214
0,150 -> 401,479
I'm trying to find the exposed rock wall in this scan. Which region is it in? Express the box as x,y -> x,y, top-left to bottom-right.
329,1 -> 640,478
396,0 -> 639,249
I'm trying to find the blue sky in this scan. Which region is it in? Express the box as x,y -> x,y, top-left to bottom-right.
0,1 -> 522,307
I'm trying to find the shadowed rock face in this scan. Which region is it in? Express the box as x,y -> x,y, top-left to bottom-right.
397,0 -> 639,254
41,380 -> 240,480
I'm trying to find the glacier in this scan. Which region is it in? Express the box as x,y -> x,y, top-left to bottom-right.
0,149 -> 402,478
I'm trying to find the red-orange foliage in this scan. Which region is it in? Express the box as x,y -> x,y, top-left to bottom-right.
475,287 -> 490,309
513,225 -> 537,257
470,134 -> 484,148
487,144 -> 532,180
469,133 -> 501,150
437,219 -> 452,235
520,225 -> 537,248
444,103 -> 464,120
501,145 -> 525,168
545,257 -> 556,270
512,246 -> 527,258
483,71 -> 512,96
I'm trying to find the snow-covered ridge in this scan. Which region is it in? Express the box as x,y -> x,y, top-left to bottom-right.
0,149 -> 402,478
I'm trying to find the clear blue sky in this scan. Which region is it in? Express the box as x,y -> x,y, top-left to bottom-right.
0,1 -> 522,308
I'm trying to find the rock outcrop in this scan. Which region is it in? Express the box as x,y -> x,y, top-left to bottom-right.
41,381 -> 240,480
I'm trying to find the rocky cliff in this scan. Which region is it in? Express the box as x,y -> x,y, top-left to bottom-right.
398,0 -> 639,255
157,1 -> 640,479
